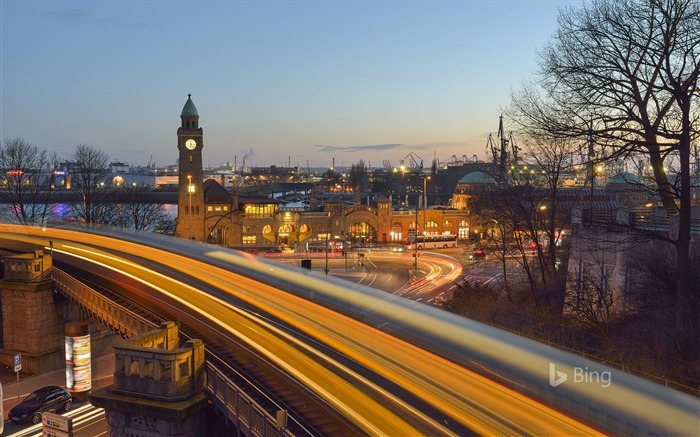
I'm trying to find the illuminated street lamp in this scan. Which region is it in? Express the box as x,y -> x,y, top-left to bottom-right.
187,175 -> 195,240
325,204 -> 354,275
422,175 -> 431,235
413,213 -> 419,272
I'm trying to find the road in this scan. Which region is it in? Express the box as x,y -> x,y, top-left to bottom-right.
3,403 -> 107,437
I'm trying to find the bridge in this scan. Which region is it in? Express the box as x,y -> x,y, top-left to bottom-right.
1,223 -> 698,436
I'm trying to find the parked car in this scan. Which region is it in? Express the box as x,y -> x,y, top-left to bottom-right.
265,248 -> 283,254
9,386 -> 72,424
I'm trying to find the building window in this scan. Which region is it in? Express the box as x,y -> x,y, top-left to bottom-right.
443,220 -> 453,234
390,222 -> 403,241
425,221 -> 438,235
244,204 -> 277,217
458,220 -> 469,239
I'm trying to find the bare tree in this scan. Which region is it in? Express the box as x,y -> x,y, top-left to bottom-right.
565,245 -> 619,343
0,137 -> 53,225
508,0 -> 700,359
69,144 -> 111,224
110,186 -> 171,232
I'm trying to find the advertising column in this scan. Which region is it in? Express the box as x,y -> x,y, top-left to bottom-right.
65,322 -> 91,394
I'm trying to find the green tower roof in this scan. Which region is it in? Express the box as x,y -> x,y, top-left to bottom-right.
181,94 -> 199,117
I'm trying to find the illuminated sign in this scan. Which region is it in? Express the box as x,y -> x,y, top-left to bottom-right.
65,322 -> 91,392
42,411 -> 72,432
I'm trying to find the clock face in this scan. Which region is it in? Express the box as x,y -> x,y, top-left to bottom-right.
185,139 -> 197,150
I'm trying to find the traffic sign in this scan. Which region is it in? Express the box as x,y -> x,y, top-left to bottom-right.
14,354 -> 21,372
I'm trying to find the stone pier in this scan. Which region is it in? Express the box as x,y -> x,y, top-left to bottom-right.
0,250 -> 63,373
89,321 -> 208,437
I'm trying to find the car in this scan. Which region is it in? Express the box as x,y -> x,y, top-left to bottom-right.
265,248 -> 283,254
9,386 -> 72,424
469,248 -> 486,259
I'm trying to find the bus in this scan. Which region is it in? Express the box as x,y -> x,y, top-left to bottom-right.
406,234 -> 458,250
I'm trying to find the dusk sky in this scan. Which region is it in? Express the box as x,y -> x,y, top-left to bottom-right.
2,1 -> 576,169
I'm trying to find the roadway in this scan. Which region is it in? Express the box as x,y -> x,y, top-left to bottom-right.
2,224 -> 697,436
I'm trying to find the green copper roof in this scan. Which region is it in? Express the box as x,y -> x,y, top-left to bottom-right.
458,171 -> 495,185
181,94 -> 199,117
607,172 -> 640,185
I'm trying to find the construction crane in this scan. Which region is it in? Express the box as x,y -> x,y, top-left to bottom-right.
486,115 -> 518,170
399,152 -> 423,170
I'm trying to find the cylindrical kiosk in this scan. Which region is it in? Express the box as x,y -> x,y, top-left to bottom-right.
65,322 -> 91,396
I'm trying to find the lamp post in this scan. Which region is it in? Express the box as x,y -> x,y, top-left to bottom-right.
324,227 -> 331,275
423,175 -> 430,236
187,175 -> 195,240
325,204 -> 354,275
414,204 -> 419,271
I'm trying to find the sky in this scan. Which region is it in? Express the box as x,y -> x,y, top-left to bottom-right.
1,0 -> 577,170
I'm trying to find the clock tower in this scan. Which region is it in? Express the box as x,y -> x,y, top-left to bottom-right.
176,94 -> 205,241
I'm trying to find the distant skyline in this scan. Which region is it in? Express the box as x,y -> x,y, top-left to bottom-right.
2,0 -> 576,169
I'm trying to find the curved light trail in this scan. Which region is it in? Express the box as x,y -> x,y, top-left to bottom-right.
1,223 -> 697,436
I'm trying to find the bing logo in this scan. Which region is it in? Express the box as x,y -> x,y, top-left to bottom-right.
549,363 -> 568,387
549,363 -> 612,388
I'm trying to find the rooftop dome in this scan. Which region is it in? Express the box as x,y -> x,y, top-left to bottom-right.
458,171 -> 496,185
181,94 -> 199,117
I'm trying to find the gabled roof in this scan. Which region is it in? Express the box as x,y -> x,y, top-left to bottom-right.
203,179 -> 232,203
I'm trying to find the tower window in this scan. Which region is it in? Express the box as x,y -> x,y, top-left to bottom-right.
189,155 -> 193,163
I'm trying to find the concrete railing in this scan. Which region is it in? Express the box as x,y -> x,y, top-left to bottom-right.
52,268 -> 157,338
206,360 -> 294,437
111,321 -> 205,402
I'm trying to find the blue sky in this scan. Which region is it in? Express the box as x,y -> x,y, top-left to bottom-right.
1,0 -> 576,169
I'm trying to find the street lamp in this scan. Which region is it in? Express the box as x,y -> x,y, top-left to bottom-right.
422,175 -> 431,236
414,210 -> 419,271
325,204 -> 354,275
187,175 -> 195,240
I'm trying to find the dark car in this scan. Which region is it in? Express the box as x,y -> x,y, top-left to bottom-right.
9,386 -> 72,424
469,248 -> 486,259
265,248 -> 283,254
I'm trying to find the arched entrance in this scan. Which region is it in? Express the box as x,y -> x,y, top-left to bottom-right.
347,221 -> 377,247
390,222 -> 403,242
298,223 -> 312,242
278,224 -> 295,245
262,224 -> 275,243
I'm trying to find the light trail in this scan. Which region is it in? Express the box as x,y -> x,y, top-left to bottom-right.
1,224 -> 697,436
